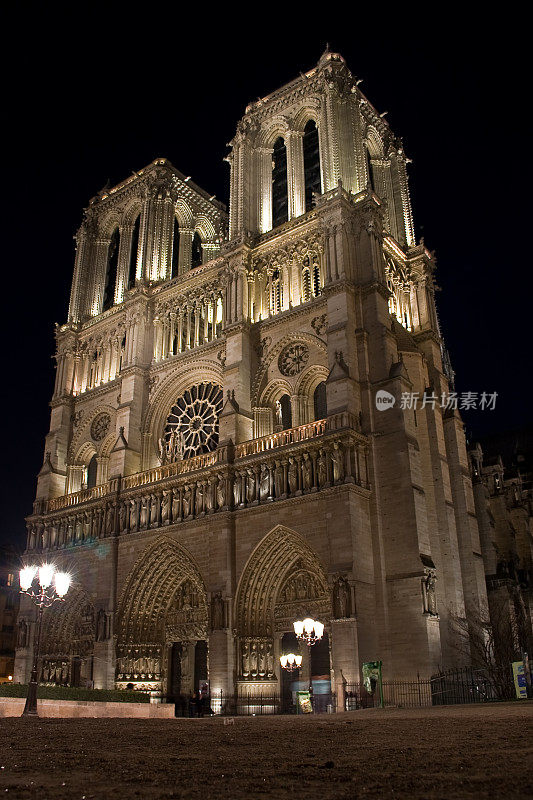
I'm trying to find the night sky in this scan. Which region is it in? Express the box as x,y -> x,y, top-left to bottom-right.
1,11 -> 528,550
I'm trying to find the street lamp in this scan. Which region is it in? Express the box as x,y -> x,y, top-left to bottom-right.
279,653 -> 302,672
19,564 -> 71,717
294,617 -> 324,702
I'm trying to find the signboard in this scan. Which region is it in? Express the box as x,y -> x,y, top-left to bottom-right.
512,661 -> 528,700
296,690 -> 313,713
362,660 -> 384,708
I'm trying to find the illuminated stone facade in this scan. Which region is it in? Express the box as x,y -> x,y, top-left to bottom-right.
16,52 -> 492,697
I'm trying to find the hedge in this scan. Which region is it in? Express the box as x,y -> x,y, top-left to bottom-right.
0,683 -> 151,703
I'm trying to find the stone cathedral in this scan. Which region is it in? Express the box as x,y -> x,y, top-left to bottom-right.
15,51 -> 491,700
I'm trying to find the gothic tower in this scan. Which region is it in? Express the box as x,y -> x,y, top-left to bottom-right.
16,52 -> 488,698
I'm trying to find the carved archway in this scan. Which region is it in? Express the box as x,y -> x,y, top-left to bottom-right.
235,525 -> 331,683
116,536 -> 208,691
39,586 -> 95,686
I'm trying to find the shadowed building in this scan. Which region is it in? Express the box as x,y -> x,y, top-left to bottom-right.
16,52 -> 493,698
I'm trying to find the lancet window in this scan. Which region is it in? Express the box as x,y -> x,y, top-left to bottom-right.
313,382 -> 327,421
303,120 -> 321,212
128,216 -> 140,289
191,232 -> 203,269
103,228 -> 120,311
272,137 -> 288,228
171,217 -> 180,278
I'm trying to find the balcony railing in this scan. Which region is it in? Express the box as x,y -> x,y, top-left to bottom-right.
29,413 -> 369,552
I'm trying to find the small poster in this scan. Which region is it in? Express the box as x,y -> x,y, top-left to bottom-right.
512,661 -> 528,699
362,660 -> 384,707
296,690 -> 313,713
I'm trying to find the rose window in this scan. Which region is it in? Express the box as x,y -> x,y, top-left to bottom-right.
278,343 -> 310,376
90,413 -> 111,442
164,382 -> 223,460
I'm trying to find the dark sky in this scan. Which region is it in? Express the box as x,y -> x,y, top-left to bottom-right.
1,10 -> 528,550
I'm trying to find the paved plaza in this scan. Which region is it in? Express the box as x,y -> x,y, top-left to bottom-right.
0,703 -> 532,799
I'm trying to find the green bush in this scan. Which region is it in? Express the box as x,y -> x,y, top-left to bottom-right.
0,683 -> 150,703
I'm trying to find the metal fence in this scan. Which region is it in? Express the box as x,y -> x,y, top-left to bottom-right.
170,668 -> 504,717
345,667 -> 500,710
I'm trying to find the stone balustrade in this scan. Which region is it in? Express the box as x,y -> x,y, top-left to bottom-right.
27,416 -> 369,553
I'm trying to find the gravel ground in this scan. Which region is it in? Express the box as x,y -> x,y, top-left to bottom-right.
0,702 -> 532,799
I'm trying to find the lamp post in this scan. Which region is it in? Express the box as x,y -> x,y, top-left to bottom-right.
294,617 -> 324,701
19,564 -> 71,717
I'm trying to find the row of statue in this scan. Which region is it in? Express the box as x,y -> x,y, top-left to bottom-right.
240,639 -> 275,679
28,439 -> 358,552
116,647 -> 162,679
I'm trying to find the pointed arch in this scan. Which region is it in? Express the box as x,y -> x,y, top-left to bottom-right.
117,536 -> 208,646
235,525 -> 331,637
40,584 -> 95,660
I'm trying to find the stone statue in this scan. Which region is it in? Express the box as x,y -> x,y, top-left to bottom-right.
233,472 -> 242,506
288,457 -> 298,494
258,642 -> 266,676
331,442 -> 344,483
274,460 -> 284,497
182,485 -> 192,517
161,490 -> 171,523
96,608 -> 107,642
195,482 -> 204,515
259,464 -> 270,501
266,641 -> 274,676
206,479 -> 215,511
275,400 -> 283,427
171,489 -> 180,520
246,469 -> 256,503
139,498 -> 148,529
216,475 -> 226,509
334,575 -> 351,619
317,449 -> 327,486
105,504 -> 115,535
302,453 -> 312,490
424,572 -> 437,615
128,499 -> 137,530
241,642 -> 250,676
249,642 -> 258,675
150,494 -> 159,526
119,502 -> 127,532
211,592 -> 224,630
17,619 -> 28,648
158,436 -> 167,465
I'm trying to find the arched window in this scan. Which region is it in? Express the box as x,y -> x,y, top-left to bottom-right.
87,455 -> 98,489
171,217 -> 180,278
103,228 -> 119,311
191,232 -> 202,269
279,394 -> 292,430
272,137 -> 288,228
314,382 -> 327,420
303,120 -> 321,212
127,215 -> 140,290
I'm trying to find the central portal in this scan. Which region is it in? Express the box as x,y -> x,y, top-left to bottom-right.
168,640 -> 208,706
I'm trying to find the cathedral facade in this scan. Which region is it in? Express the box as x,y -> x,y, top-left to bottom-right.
15,52 -> 490,699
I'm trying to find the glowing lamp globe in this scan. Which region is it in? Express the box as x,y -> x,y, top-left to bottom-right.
54,572 -> 71,597
19,566 -> 37,591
